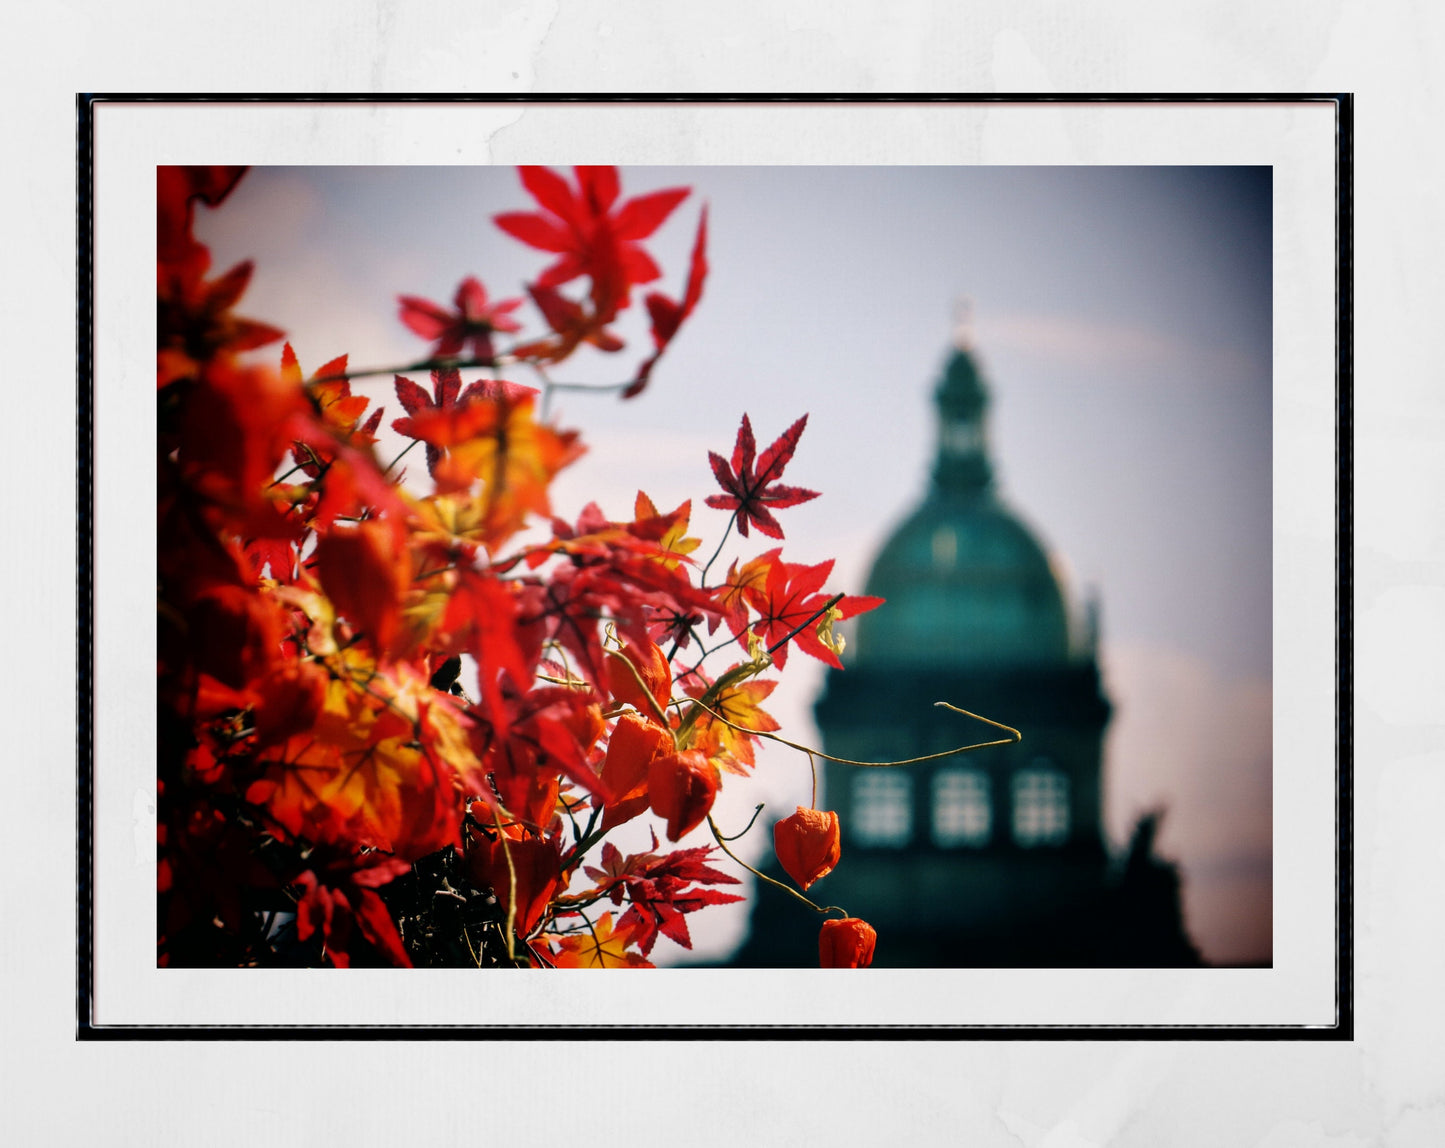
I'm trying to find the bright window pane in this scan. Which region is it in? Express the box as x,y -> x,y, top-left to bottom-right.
932,768 -> 991,846
1012,767 -> 1070,846
852,771 -> 913,847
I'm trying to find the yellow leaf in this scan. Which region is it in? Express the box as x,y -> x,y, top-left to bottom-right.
689,675 -> 780,775
549,912 -> 654,969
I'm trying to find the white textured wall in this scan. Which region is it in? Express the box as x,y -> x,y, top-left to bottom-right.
8,4 -> 1442,1144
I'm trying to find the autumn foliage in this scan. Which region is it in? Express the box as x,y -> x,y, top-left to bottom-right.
157,164 -> 884,970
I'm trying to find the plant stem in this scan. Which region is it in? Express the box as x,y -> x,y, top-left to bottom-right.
560,820 -> 610,873
768,593 -> 844,657
699,510 -> 738,585
382,437 -> 421,477
714,804 -> 766,842
310,356 -> 494,385
685,698 -> 1021,768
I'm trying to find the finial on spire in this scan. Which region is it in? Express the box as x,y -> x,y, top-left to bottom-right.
1081,587 -> 1101,658
952,296 -> 975,350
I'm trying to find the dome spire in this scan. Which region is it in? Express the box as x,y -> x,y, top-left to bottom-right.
932,309 -> 993,495
849,310 -> 1075,670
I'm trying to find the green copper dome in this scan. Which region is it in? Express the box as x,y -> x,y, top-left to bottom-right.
853,346 -> 1072,669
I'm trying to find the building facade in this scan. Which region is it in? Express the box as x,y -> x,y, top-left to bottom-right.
730,339 -> 1200,967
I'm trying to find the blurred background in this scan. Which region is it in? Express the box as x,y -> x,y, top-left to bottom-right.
198,163 -> 1272,967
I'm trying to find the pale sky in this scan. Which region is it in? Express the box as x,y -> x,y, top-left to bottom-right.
199,164 -> 1273,965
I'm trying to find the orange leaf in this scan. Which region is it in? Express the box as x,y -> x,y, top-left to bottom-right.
409,393 -> 583,548
686,671 -> 780,775
631,491 -> 701,569
248,673 -> 460,860
713,548 -> 779,637
315,520 -> 412,656
251,660 -> 330,748
279,345 -> 380,469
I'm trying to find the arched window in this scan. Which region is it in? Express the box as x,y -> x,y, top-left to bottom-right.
1012,764 -> 1070,847
931,525 -> 957,567
932,768 -> 991,847
851,771 -> 912,847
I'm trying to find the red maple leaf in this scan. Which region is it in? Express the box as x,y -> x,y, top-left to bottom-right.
464,825 -> 564,938
645,604 -> 708,652
157,165 -> 249,274
744,556 -> 884,669
391,367 -> 538,480
397,276 -> 523,363
582,837 -> 742,956
293,866 -> 413,969
712,547 -> 780,637
474,683 -> 612,826
625,205 -> 710,398
157,258 -> 285,388
705,414 -> 820,540
494,165 -> 689,313
440,569 -> 533,737
314,518 -> 412,657
155,167 -> 277,389
525,282 -> 627,356
520,504 -> 718,684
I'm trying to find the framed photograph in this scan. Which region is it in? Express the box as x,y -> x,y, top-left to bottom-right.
81,95 -> 1348,1034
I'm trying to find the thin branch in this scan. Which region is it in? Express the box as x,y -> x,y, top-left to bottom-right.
685,698 -> 1021,768
714,803 -> 766,842
681,630 -> 748,683
698,509 -> 738,585
768,593 -> 844,657
545,380 -> 634,395
461,922 -> 482,968
382,437 -> 421,477
488,804 -> 520,964
310,355 -> 496,385
560,818 -> 610,873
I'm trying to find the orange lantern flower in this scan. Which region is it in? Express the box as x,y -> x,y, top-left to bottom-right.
601,711 -> 673,830
647,749 -> 720,842
773,806 -> 841,891
818,917 -> 877,968
605,638 -> 672,719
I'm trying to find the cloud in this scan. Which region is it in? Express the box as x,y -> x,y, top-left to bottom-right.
976,310 -> 1260,385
